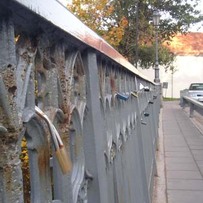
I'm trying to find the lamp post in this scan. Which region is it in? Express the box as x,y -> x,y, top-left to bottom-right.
153,10 -> 161,83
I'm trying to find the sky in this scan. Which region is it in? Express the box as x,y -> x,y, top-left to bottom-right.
189,0 -> 203,32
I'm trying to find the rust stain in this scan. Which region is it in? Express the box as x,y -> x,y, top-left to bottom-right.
4,165 -> 12,192
0,65 -> 19,131
110,76 -> 116,93
52,52 -> 70,116
1,66 -> 16,89
38,145 -> 50,175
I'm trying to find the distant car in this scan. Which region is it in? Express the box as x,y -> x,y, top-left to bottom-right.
188,83 -> 203,102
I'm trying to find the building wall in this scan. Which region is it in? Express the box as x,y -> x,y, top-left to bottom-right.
138,56 -> 203,98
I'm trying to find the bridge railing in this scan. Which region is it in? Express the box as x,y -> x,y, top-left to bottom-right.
0,0 -> 160,203
181,96 -> 203,118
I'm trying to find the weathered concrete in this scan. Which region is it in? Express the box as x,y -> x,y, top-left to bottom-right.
152,108 -> 167,203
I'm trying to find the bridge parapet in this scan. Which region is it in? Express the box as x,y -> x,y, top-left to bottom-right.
0,1 -> 160,203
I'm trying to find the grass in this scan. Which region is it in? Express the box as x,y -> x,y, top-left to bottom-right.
162,97 -> 180,101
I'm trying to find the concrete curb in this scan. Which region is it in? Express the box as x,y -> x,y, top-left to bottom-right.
152,108 -> 167,203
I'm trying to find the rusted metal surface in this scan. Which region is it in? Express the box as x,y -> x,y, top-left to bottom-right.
0,1 -> 160,203
0,16 -> 23,203
8,0 -> 152,82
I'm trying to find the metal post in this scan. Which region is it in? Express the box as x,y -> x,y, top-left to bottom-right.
135,1 -> 139,69
190,103 -> 195,118
154,26 -> 160,83
153,10 -> 161,84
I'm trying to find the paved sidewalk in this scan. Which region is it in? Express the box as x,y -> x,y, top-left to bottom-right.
154,101 -> 203,203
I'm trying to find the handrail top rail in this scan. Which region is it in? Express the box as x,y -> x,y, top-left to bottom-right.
8,0 -> 154,84
183,96 -> 203,108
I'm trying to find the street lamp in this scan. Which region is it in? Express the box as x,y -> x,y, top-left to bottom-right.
152,10 -> 161,83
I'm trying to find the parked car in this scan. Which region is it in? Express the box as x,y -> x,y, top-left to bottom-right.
188,83 -> 203,102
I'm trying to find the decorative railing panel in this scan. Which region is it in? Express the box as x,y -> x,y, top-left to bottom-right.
0,1 -> 160,203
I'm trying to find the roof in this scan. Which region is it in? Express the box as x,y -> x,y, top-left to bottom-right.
164,32 -> 203,56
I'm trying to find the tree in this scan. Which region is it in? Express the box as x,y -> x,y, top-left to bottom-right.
138,44 -> 176,71
67,0 -> 203,69
112,0 -> 203,68
68,0 -> 128,46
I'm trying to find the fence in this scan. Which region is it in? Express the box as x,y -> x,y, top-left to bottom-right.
0,0 -> 161,202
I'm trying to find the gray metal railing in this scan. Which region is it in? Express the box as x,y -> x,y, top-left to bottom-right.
0,1 -> 160,203
181,96 -> 203,118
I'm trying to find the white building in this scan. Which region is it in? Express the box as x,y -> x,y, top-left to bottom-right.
139,32 -> 203,98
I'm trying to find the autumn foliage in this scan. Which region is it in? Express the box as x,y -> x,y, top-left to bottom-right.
68,0 -> 128,46
67,0 -> 203,70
